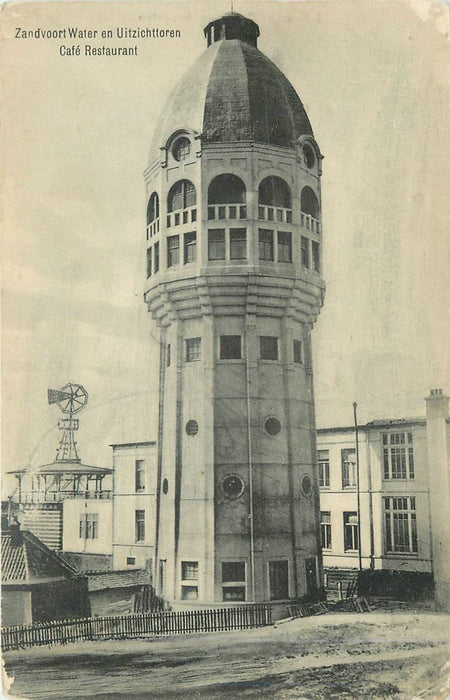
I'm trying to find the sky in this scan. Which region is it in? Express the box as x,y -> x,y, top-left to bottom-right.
1,0 -> 449,495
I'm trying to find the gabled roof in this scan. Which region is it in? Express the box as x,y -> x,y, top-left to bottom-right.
1,530 -> 76,583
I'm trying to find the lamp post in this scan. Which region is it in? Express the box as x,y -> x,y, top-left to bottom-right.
353,402 -> 362,571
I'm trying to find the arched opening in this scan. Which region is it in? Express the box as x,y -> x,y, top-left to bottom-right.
168,180 -> 196,212
208,174 -> 246,204
147,192 -> 159,225
258,176 -> 292,208
300,187 -> 320,218
172,137 -> 191,162
207,174 -> 247,221
258,176 -> 292,224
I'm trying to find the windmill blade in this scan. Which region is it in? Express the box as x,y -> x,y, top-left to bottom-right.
48,389 -> 72,405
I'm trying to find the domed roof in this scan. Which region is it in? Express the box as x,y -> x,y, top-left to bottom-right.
149,14 -> 313,161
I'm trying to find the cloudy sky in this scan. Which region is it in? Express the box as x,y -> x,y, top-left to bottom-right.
2,0 -> 449,493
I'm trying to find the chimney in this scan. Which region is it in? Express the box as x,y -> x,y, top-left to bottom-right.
426,388 -> 449,420
10,515 -> 23,548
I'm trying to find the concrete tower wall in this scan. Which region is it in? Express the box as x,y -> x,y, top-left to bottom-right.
143,15 -> 325,603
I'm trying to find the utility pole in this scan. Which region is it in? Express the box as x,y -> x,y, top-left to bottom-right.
353,402 -> 362,571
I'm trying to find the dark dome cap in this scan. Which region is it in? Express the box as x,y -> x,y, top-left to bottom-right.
204,13 -> 260,48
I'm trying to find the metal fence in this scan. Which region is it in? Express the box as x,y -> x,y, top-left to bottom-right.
2,604 -> 272,651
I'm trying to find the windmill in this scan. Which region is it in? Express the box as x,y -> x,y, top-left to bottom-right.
48,383 -> 89,462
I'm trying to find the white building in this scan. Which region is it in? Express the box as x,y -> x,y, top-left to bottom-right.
111,442 -> 157,572
317,388 -> 450,612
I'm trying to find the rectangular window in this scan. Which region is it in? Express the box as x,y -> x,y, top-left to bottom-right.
318,450 -> 330,487
166,343 -> 171,367
384,496 -> 418,554
259,228 -> 274,261
293,340 -> 303,364
154,242 -> 160,273
181,560 -> 198,600
181,586 -> 198,600
382,432 -> 414,480
86,513 -> 98,540
186,337 -> 201,362
277,231 -> 292,263
320,511 -> 332,549
301,236 -> 310,268
80,513 -> 99,540
184,231 -> 197,263
260,336 -> 278,360
208,229 -> 226,260
146,247 -> 152,278
135,510 -> 145,542
222,561 -> 246,601
230,228 -> 247,260
341,449 -> 356,488
126,557 -> 136,566
219,335 -> 242,360
344,511 -> 358,551
167,235 -> 180,267
312,241 -> 320,272
181,561 -> 198,580
135,459 -> 145,491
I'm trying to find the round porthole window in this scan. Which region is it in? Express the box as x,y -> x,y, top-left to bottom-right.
301,475 -> 312,496
172,137 -> 191,162
221,474 -> 245,499
185,420 -> 199,436
162,478 -> 169,494
265,417 -> 281,436
302,144 -> 316,169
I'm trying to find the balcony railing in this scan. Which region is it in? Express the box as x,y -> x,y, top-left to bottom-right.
300,213 -> 320,234
258,205 -> 292,224
20,490 -> 112,504
166,206 -> 197,228
147,218 -> 160,239
208,204 -> 247,221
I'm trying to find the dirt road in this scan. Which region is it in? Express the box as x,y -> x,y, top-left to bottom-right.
3,611 -> 450,699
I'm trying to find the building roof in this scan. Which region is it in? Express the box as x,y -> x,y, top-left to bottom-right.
317,417 -> 426,434
1,529 -> 76,583
8,460 -> 112,476
110,441 -> 156,449
149,13 -> 313,161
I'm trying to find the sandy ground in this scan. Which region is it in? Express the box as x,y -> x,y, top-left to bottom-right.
2,610 -> 450,699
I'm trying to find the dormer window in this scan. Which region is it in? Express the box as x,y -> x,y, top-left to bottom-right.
172,137 -> 191,162
302,144 -> 316,169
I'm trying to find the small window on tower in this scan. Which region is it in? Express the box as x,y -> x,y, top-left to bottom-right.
146,247 -> 152,278
229,228 -> 247,260
260,336 -> 278,360
219,335 -> 242,360
167,235 -> 180,267
293,340 -> 303,364
154,242 -> 160,273
259,229 -> 274,261
186,337 -> 201,362
301,236 -> 310,268
208,229 -> 226,260
184,232 -> 197,264
277,231 -> 292,263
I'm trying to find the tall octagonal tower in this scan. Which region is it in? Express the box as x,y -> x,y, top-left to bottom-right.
144,13 -> 325,604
